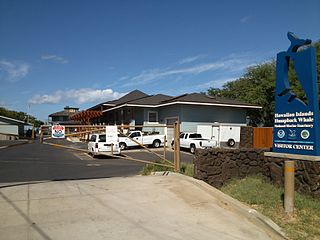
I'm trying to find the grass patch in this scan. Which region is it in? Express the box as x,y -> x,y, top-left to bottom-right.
140,160 -> 173,175
221,175 -> 320,240
140,161 -> 194,177
180,163 -> 194,177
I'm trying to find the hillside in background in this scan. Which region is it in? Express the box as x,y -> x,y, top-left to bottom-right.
0,107 -> 44,127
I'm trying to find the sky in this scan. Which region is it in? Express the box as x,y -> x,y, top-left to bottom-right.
0,0 -> 319,122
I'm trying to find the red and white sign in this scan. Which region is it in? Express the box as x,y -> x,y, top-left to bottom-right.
52,125 -> 65,138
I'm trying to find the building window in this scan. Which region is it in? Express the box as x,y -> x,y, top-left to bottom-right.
148,111 -> 158,122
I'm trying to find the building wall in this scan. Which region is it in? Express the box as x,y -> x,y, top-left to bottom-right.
134,107 -> 145,125
0,118 -> 25,136
18,124 -> 24,136
0,122 -> 19,136
103,104 -> 248,133
158,105 -> 182,123
180,105 -> 247,123
158,104 -> 247,132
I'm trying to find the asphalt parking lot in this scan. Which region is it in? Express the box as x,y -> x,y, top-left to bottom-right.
0,140 -> 194,185
44,138 -> 195,165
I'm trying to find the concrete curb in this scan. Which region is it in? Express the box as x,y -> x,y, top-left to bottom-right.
153,172 -> 287,240
0,140 -> 30,149
0,180 -> 50,188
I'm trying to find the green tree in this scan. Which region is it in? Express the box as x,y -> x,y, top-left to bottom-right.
0,107 -> 44,127
208,61 -> 276,126
207,41 -> 320,126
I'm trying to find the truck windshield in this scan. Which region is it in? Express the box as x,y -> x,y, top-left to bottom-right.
189,134 -> 202,138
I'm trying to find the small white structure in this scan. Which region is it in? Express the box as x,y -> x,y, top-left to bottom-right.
0,115 -> 30,140
197,123 -> 245,148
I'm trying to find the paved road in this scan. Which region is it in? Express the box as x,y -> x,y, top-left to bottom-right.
0,174 -> 283,240
0,142 -> 144,184
47,138 -> 195,164
0,140 -> 194,184
0,140 -> 29,148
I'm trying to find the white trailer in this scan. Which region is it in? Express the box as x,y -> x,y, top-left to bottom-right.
197,123 -> 244,148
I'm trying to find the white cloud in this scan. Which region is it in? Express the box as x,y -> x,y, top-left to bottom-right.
195,77 -> 238,90
123,57 -> 251,87
66,88 -> 124,104
29,91 -> 63,104
178,55 -> 205,64
119,76 -> 129,81
41,55 -> 69,64
0,60 -> 30,82
29,88 -> 125,105
241,15 -> 251,24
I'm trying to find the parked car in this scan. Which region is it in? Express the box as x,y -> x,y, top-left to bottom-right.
88,133 -> 121,156
171,132 -> 217,154
118,130 -> 165,150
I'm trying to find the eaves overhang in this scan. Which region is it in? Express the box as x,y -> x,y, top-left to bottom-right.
102,101 -> 262,112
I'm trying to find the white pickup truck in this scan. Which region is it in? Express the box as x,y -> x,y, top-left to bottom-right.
171,132 -> 217,154
88,133 -> 121,156
118,130 -> 165,150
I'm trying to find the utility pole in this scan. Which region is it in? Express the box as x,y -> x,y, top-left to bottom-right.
27,103 -> 35,139
174,121 -> 180,172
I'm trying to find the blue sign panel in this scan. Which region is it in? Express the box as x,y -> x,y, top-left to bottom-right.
273,32 -> 320,156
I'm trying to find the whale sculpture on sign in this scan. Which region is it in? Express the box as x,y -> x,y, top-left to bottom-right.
276,32 -> 311,106
273,32 -> 320,156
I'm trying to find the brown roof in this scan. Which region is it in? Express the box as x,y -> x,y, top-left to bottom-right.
128,94 -> 173,105
106,90 -> 148,105
49,110 -> 73,117
87,90 -> 149,111
96,90 -> 261,112
161,93 -> 260,107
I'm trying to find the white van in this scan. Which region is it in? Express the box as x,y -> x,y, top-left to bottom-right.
88,134 -> 121,156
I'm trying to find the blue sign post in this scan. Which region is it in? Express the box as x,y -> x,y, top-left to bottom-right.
273,32 -> 320,156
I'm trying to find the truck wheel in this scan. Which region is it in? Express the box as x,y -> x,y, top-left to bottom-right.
153,140 -> 161,148
190,144 -> 196,154
119,142 -> 127,150
227,138 -> 235,147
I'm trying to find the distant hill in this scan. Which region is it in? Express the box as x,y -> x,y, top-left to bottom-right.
0,107 -> 44,127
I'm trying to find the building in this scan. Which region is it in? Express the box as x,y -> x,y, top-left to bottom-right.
48,106 -> 80,125
0,115 -> 31,140
88,90 -> 261,140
